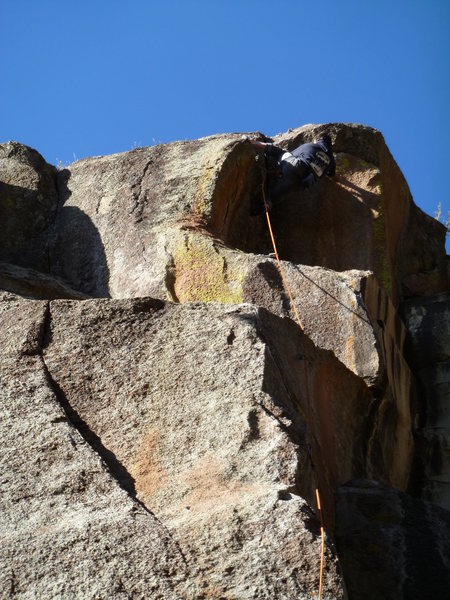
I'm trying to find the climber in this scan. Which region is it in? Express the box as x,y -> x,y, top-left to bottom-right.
248,134 -> 336,214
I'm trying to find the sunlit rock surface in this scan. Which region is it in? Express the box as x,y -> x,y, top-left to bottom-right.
1,123 -> 449,598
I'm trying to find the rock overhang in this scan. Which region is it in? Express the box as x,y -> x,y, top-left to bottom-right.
1,124 -> 447,304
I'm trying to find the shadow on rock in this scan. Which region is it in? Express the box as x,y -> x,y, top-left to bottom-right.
50,169 -> 111,298
267,177 -> 380,272
0,180 -> 58,272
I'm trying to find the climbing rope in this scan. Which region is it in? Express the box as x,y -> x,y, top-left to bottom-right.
260,165 -> 326,600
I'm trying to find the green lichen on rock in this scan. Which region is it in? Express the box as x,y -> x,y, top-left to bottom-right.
172,234 -> 245,303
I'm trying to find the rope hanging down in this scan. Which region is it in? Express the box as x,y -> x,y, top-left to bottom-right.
260,165 -> 325,600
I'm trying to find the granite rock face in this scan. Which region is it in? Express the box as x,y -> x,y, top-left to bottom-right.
272,124 -> 448,304
0,298 -> 189,600
50,136 -> 254,299
1,297 -> 345,599
1,124 -> 449,598
2,124 -> 446,304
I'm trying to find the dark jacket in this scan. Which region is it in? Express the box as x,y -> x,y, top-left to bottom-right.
265,139 -> 336,187
292,140 -> 336,178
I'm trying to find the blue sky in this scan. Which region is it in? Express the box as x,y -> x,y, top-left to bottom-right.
1,0 -> 449,246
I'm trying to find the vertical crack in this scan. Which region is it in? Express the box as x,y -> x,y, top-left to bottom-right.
129,159 -> 153,222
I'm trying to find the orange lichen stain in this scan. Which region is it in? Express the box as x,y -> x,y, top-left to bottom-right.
198,580 -> 232,600
178,452 -> 261,518
132,429 -> 168,499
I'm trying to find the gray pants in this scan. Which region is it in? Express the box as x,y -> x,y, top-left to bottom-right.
267,157 -> 313,204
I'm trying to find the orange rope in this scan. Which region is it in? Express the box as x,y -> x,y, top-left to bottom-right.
263,201 -> 305,332
261,169 -> 325,600
315,489 -> 325,600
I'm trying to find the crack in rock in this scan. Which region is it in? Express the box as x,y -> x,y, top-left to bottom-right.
38,302 -> 189,566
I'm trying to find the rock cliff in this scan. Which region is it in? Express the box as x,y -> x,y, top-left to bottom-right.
1,123 -> 449,599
